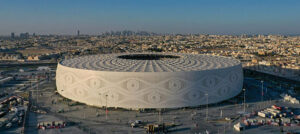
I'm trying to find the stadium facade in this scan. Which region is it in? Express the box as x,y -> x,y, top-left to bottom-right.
56,53 -> 243,109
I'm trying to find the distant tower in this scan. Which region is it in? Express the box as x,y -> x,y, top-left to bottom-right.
77,30 -> 80,36
11,32 -> 15,39
20,32 -> 29,39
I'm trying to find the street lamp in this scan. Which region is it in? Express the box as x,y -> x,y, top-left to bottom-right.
158,108 -> 161,123
105,94 -> 108,120
98,93 -> 101,116
205,93 -> 208,121
36,76 -> 39,106
261,80 -> 264,102
243,88 -> 246,113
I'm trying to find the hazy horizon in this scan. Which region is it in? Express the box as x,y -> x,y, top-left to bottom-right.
1,0 -> 300,35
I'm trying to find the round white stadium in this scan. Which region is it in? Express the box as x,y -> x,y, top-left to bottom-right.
56,53 -> 243,109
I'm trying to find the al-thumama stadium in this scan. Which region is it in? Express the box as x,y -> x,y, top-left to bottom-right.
56,53 -> 243,109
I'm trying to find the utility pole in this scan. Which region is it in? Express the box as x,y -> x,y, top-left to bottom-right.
205,93 -> 208,121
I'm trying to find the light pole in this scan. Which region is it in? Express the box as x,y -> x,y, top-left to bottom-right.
36,77 -> 39,106
105,94 -> 108,120
261,80 -> 264,102
30,79 -> 32,89
99,93 -> 102,106
220,109 -> 223,118
158,109 -> 161,123
243,88 -> 246,113
98,93 -> 101,116
205,93 -> 208,121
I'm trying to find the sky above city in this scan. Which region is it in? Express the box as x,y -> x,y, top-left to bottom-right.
0,0 -> 300,35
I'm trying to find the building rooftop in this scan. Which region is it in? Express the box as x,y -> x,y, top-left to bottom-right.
60,53 -> 241,72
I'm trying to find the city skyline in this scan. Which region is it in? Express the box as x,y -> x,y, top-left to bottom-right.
1,0 -> 300,35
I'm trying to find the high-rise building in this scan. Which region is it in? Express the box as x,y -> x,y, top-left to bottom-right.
77,30 -> 80,36
20,32 -> 29,39
11,32 -> 15,39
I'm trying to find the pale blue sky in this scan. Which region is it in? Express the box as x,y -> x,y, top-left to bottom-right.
0,0 -> 299,35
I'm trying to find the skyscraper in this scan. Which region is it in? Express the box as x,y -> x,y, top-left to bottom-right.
77,30 -> 80,36
11,32 -> 15,39
20,32 -> 29,39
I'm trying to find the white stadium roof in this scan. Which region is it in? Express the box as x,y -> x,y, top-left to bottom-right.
60,53 -> 241,72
